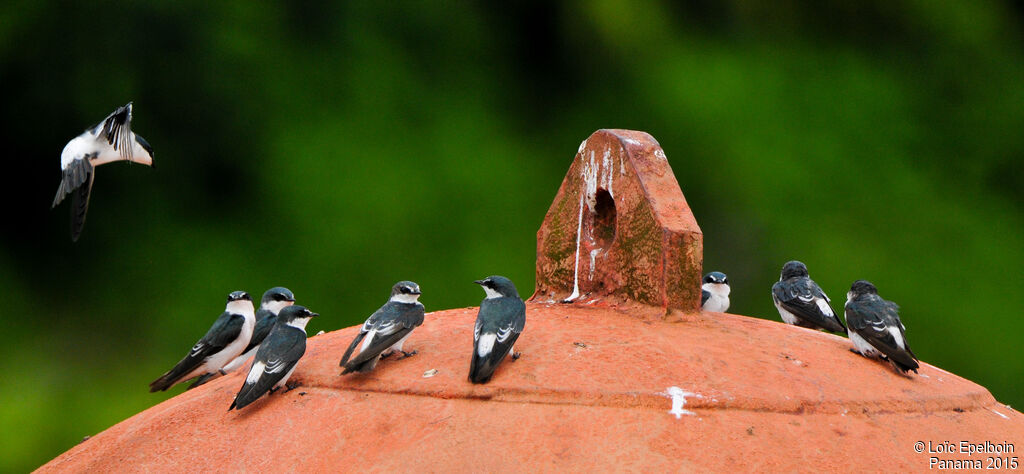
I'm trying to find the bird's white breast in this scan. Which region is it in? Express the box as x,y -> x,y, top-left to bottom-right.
701,283 -> 730,312
203,303 -> 256,373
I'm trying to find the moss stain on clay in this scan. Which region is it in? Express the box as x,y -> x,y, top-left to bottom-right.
614,200 -> 661,304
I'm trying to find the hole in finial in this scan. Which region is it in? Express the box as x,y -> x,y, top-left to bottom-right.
591,188 -> 616,249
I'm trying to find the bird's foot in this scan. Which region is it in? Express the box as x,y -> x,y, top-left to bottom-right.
848,348 -> 861,355
269,386 -> 280,394
380,351 -> 395,360
511,352 -> 522,361
283,382 -> 302,393
397,350 -> 418,360
218,369 -> 228,376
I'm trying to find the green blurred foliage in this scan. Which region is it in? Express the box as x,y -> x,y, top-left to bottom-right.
1,1 -> 1022,470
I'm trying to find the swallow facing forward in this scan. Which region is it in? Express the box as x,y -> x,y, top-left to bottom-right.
701,271 -> 730,312
340,281 -> 425,374
230,305 -> 319,410
189,287 -> 296,389
469,276 -> 526,384
149,291 -> 255,392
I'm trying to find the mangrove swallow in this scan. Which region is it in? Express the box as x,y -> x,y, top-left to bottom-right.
52,102 -> 155,241
845,280 -> 919,374
469,275 -> 526,384
230,305 -> 319,410
340,281 -> 424,374
701,271 -> 730,312
149,291 -> 255,392
771,261 -> 846,333
189,287 -> 296,389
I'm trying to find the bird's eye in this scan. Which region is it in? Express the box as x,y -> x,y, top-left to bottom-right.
401,287 -> 410,294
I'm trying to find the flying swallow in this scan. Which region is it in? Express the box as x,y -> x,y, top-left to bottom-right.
340,281 -> 424,374
52,102 -> 154,241
230,305 -> 319,410
771,260 -> 846,333
189,287 -> 295,389
845,280 -> 919,374
701,271 -> 730,312
469,275 -> 526,384
149,291 -> 255,392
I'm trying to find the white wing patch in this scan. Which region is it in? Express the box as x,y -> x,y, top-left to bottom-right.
887,326 -> 906,350
190,342 -> 204,356
815,298 -> 834,316
473,321 -> 481,342
477,333 -> 496,357
246,361 -> 266,383
361,329 -> 378,353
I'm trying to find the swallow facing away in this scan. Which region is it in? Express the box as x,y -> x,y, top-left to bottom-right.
340,281 -> 424,374
701,271 -> 730,312
52,102 -> 154,241
189,287 -> 296,389
230,305 -> 319,410
771,260 -> 846,333
845,280 -> 919,374
469,276 -> 526,384
149,291 -> 255,392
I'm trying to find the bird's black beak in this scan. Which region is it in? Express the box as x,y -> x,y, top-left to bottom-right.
474,280 -> 485,285
310,312 -> 320,318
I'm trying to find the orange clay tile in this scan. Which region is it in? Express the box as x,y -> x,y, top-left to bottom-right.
39,130 -> 1023,472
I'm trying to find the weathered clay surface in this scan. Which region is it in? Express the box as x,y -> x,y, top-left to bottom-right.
38,130 -> 1023,472
532,129 -> 703,314
39,304 -> 1023,472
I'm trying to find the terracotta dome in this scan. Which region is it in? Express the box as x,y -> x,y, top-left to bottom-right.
39,130 -> 1023,472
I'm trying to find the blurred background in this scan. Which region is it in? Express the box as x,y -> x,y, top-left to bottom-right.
2,0 -> 1023,470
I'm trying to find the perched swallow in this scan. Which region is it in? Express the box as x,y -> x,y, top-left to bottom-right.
701,271 -> 730,312
340,281 -> 424,374
230,305 -> 319,410
771,261 -> 846,333
845,280 -> 919,374
149,291 -> 255,392
52,102 -> 155,241
189,287 -> 296,388
469,276 -> 526,384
